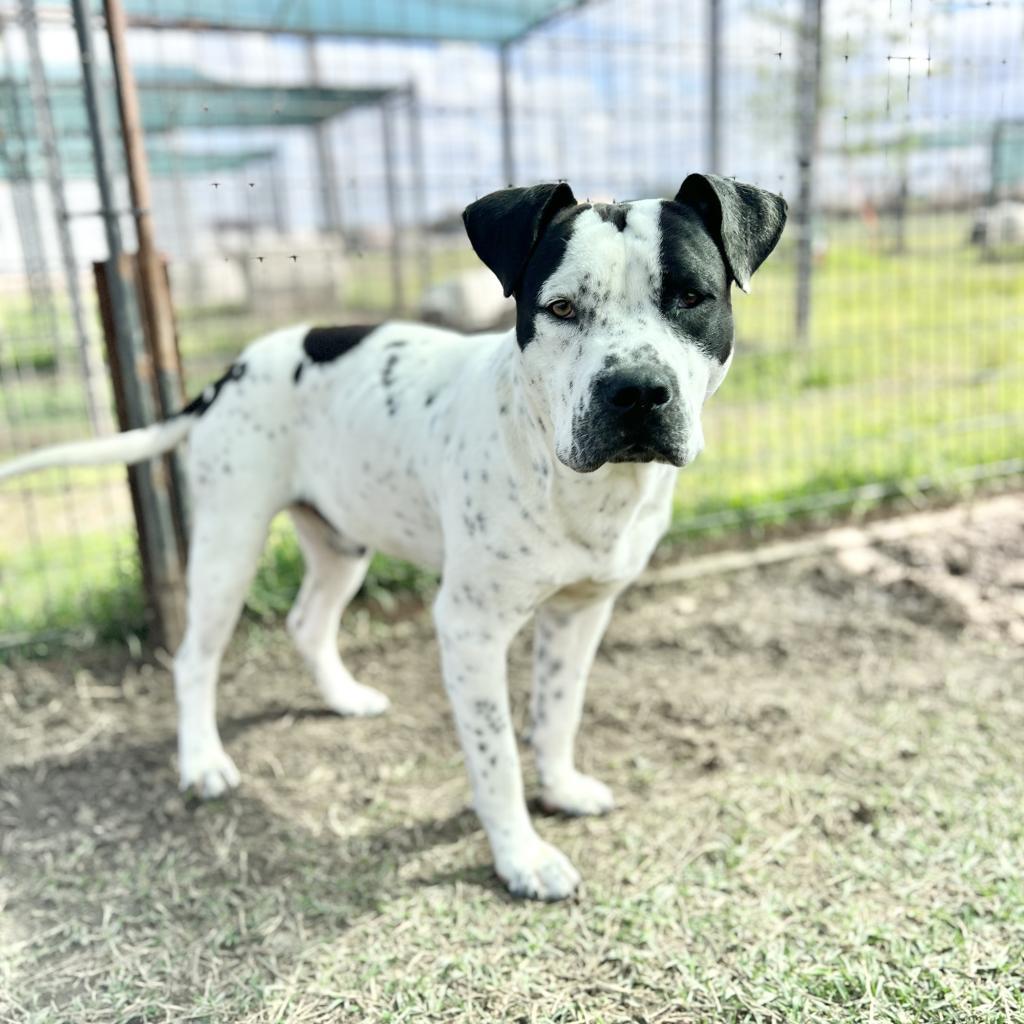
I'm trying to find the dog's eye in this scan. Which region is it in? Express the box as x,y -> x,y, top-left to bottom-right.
680,291 -> 703,309
546,299 -> 576,320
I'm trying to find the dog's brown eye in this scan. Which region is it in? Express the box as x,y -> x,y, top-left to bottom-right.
547,299 -> 576,320
681,291 -> 702,308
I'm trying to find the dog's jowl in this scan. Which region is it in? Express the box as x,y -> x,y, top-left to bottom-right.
0,174 -> 786,900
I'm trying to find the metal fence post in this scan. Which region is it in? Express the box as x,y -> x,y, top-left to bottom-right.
406,85 -> 433,297
380,95 -> 405,313
19,0 -> 113,436
104,0 -> 190,547
794,0 -> 824,348
707,0 -> 722,174
307,38 -> 345,239
71,0 -> 186,650
498,42 -> 515,186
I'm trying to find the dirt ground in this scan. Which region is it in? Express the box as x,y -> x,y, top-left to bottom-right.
1,495 -> 1023,1023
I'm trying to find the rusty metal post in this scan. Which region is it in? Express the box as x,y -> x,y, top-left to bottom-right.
103,1 -> 187,416
104,0 -> 191,554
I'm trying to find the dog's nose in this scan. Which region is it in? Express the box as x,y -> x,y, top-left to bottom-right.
598,370 -> 674,414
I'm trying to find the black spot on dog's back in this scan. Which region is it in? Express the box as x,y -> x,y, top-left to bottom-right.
181,361 -> 247,417
303,324 -> 379,364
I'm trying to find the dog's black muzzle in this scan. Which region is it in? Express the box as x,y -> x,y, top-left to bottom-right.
567,366 -> 690,473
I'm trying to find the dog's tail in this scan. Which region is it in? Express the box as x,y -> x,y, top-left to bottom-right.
0,415 -> 195,483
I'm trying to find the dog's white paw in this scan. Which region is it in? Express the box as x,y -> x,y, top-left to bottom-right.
321,678 -> 390,717
496,838 -> 581,901
541,771 -> 615,817
179,746 -> 240,799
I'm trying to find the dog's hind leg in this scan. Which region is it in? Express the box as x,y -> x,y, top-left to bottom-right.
286,506 -> 389,716
175,501 -> 275,798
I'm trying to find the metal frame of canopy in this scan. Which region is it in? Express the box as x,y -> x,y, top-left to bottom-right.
117,0 -> 588,45
31,0 -> 592,192
116,0 -> 590,204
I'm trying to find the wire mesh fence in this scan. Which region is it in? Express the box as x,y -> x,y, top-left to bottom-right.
0,0 -> 1021,645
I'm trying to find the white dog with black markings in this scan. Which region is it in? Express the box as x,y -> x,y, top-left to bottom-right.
1,174 -> 786,900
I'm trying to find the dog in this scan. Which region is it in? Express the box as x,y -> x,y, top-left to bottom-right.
0,174 -> 786,899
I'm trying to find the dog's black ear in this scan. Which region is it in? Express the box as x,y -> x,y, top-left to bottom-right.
462,183 -> 578,298
674,173 -> 787,292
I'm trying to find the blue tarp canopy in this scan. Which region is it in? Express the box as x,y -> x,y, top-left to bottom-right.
0,68 -> 393,139
113,0 -> 583,44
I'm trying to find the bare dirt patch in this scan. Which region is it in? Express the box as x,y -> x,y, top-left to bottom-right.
1,496 -> 1023,1023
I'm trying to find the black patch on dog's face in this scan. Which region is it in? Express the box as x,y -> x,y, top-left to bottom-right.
658,202 -> 735,364
303,324 -> 379,364
180,361 -> 247,417
594,202 -> 628,232
513,205 -> 589,349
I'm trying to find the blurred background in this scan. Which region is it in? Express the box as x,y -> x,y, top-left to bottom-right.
0,0 -> 1021,647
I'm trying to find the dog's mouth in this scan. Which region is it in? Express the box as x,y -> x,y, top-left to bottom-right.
608,444 -> 681,466
561,434 -> 694,474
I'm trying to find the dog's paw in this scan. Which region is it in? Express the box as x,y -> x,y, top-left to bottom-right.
179,747 -> 240,799
321,679 -> 390,717
496,839 -> 581,901
541,771 -> 615,817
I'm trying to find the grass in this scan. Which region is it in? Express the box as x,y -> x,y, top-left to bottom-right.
2,510 -> 1023,1021
0,211 -> 1022,643
0,514 -> 436,655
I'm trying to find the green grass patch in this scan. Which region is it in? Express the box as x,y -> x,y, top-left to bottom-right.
0,511 -> 438,654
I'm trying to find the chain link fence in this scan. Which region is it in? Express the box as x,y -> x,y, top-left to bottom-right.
0,0 -> 1021,645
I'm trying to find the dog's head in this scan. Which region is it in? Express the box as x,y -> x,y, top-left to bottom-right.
463,175 -> 786,473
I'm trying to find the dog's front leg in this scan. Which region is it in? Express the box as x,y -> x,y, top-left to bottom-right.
531,594 -> 617,816
434,586 -> 581,900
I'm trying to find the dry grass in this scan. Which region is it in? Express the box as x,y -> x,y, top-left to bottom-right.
2,499 -> 1023,1023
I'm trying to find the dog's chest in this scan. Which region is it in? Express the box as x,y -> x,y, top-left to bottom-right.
527,462 -> 676,591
